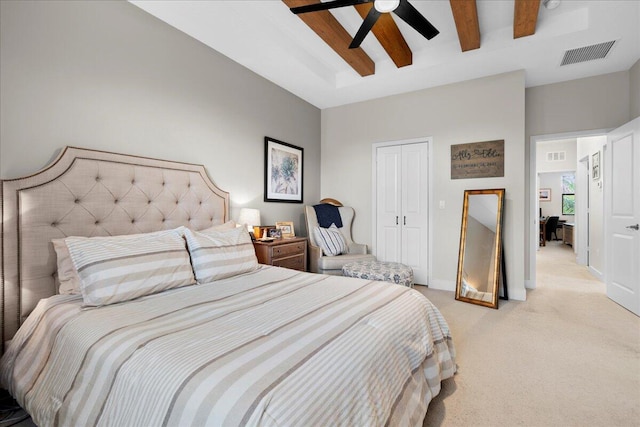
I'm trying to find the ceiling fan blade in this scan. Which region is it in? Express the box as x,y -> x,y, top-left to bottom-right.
393,0 -> 439,40
291,0 -> 371,15
349,6 -> 381,48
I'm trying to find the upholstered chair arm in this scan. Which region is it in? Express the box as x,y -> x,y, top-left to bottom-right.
308,243 -> 322,273
348,242 -> 368,254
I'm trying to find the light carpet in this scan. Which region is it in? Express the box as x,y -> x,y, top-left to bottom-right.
421,241 -> 640,427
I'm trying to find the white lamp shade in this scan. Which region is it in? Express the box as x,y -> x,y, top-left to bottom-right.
238,208 -> 261,231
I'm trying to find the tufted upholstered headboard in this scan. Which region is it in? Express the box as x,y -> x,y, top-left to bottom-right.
1,146 -> 229,349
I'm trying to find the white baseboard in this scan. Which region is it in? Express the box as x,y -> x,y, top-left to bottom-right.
427,279 -> 527,301
508,287 -> 527,301
525,279 -> 535,289
588,266 -> 603,281
427,279 -> 455,292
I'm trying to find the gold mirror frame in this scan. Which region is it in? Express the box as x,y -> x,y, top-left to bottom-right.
455,189 -> 505,309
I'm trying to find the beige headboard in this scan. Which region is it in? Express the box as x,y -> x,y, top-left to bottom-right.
1,146 -> 229,349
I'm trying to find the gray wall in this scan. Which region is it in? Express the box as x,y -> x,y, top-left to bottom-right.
0,0 -> 321,235
322,71 -> 526,299
526,71 -> 631,138
631,59 -> 640,120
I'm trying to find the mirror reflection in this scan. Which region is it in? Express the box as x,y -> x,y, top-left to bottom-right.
455,189 -> 505,309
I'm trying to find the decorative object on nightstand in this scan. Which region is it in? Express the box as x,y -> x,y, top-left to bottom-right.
253,236 -> 307,271
268,228 -> 282,239
238,208 -> 261,238
276,221 -> 295,238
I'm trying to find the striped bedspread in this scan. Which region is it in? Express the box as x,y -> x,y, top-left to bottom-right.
1,266 -> 456,426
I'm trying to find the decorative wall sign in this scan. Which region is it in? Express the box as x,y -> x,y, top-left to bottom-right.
451,140 -> 504,179
265,137 -> 303,203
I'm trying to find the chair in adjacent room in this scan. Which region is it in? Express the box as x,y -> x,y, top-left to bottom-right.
539,216 -> 548,246
545,216 -> 559,242
304,204 -> 375,275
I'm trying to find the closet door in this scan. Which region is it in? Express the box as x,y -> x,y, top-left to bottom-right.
376,146 -> 402,262
376,143 -> 429,285
401,143 -> 428,284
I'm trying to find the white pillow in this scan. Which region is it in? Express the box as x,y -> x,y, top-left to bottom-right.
314,224 -> 347,256
52,238 -> 82,295
65,228 -> 194,306
184,226 -> 258,283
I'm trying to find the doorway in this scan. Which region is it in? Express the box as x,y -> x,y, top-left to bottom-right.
529,130 -> 608,289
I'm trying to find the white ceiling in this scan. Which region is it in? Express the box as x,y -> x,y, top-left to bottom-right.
130,0 -> 640,109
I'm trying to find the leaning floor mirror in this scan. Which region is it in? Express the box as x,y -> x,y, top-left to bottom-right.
455,189 -> 506,309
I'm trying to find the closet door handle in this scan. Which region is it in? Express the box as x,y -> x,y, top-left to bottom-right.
404,216 -> 406,225
396,216 -> 399,225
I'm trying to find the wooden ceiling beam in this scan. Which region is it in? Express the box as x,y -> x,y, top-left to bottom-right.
449,0 -> 480,52
354,3 -> 412,68
514,0 -> 541,39
282,0 -> 375,77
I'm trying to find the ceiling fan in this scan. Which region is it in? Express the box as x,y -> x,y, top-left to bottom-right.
290,0 -> 439,49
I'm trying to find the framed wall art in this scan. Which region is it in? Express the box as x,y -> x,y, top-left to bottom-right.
539,188 -> 551,201
592,151 -> 600,180
265,137 -> 303,203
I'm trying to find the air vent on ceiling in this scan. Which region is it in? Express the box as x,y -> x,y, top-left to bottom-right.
561,41 -> 616,66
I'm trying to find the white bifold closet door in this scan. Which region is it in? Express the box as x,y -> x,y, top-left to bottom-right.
376,143 -> 429,285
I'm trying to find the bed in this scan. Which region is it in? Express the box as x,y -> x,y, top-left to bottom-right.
0,147 -> 455,426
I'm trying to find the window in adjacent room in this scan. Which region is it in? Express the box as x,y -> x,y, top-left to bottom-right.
561,173 -> 575,215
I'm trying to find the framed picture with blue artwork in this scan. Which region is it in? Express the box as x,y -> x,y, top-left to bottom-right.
264,137 -> 303,203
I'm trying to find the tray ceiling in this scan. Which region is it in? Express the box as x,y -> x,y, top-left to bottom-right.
130,1 -> 640,109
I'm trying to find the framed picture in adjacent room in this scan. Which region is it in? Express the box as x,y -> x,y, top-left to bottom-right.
265,137 -> 303,203
539,188 -> 551,201
592,151 -> 601,180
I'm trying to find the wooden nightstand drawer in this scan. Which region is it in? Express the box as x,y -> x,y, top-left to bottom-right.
273,241 -> 306,258
253,237 -> 307,272
273,254 -> 305,270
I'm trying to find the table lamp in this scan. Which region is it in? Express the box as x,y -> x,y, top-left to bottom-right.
238,208 -> 261,238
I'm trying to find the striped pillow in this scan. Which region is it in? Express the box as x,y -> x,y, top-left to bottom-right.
184,226 -> 258,283
314,224 -> 347,256
65,228 -> 195,306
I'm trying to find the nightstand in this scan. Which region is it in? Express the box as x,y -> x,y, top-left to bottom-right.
253,237 -> 307,271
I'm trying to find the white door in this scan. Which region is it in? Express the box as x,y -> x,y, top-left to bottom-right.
376,143 -> 429,285
605,117 -> 640,316
376,146 -> 401,262
401,143 -> 429,284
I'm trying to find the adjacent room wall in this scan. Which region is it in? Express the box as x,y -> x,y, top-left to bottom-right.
0,0 -> 321,235
536,139 -> 577,173
576,135 -> 606,278
630,59 -> 640,120
322,71 -> 526,299
538,172 -> 576,222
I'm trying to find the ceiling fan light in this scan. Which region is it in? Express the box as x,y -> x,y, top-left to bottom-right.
374,0 -> 400,13
543,0 -> 561,10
